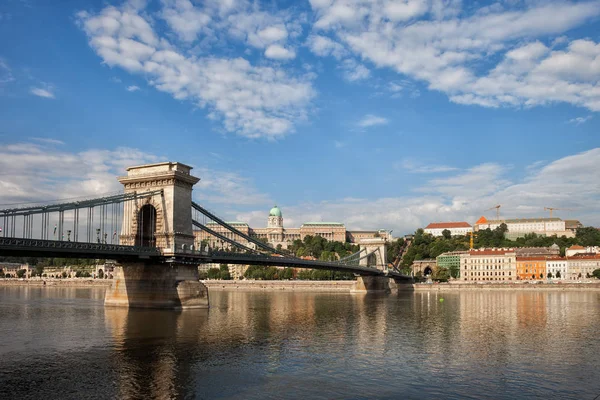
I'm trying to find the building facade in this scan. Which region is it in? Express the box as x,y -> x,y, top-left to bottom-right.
194,205 -> 391,250
474,217 -> 575,238
566,245 -> 600,257
437,251 -> 469,278
461,248 -> 517,282
546,257 -> 567,279
567,254 -> 600,280
516,257 -> 547,280
424,222 -> 472,237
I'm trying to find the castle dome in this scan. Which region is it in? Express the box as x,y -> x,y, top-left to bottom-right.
269,205 -> 282,217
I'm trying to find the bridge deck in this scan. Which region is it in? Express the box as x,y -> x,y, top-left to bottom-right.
0,237 -> 411,279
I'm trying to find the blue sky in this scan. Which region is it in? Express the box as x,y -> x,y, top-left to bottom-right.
0,0 -> 599,234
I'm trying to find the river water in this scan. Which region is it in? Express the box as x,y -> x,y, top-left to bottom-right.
1,287 -> 599,400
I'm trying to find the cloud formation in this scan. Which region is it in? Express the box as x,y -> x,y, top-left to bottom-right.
77,0 -> 314,139
309,0 -> 600,111
0,141 -> 270,209
358,114 -> 388,127
237,148 -> 600,234
30,87 -> 55,99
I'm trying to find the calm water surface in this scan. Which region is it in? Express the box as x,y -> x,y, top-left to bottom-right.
1,287 -> 599,399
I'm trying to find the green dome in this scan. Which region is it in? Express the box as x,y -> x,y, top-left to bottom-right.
269,205 -> 282,217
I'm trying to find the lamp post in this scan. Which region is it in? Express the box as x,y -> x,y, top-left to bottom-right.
96,229 -> 101,244
67,230 -> 71,242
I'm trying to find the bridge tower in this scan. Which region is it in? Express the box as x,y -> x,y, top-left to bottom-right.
105,162 -> 208,309
358,238 -> 388,270
353,238 -> 391,293
117,162 -> 199,254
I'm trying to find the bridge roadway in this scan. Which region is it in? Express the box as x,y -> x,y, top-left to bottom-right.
0,237 -> 410,279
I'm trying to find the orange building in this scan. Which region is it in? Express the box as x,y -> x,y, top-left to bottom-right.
516,256 -> 547,280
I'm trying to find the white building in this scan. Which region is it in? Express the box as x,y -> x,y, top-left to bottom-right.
566,245 -> 600,257
566,254 -> 600,280
424,222 -> 472,237
546,257 -> 568,280
474,217 -> 573,238
461,248 -> 517,282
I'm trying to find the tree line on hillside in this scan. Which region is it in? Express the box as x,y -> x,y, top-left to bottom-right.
0,256 -> 103,267
399,225 -> 600,274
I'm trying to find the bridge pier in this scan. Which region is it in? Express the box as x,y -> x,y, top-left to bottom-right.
351,276 -> 391,293
105,263 -> 209,309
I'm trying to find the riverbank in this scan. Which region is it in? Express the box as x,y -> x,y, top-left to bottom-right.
413,282 -> 600,291
202,280 -> 357,292
0,278 -> 111,287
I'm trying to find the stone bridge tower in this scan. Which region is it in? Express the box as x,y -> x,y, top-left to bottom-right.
358,238 -> 388,271
118,162 -> 199,255
105,162 -> 208,309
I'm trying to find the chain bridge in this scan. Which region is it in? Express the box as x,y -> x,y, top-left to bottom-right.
0,162 -> 411,309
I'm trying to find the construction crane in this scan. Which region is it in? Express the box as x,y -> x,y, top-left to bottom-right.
467,231 -> 478,249
486,204 -> 501,220
544,207 -> 572,218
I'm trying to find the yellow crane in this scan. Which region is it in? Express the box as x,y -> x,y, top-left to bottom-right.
467,231 -> 478,249
486,204 -> 501,220
544,207 -> 572,218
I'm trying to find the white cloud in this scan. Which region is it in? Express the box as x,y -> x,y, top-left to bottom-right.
264,44 -> 296,60
340,58 -> 370,81
30,87 -> 55,99
126,85 -> 140,92
398,159 -> 458,174
236,148 -> 600,234
306,34 -> 346,59
334,140 -> 346,148
309,1 -> 600,112
30,137 -> 65,145
358,114 -> 388,127
0,60 -> 14,85
568,116 -> 592,125
78,2 -> 314,139
0,141 -> 271,209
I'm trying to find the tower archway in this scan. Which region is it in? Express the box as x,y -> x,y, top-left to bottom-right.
136,204 -> 157,247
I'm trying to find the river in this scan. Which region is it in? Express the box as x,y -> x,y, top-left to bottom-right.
1,287 -> 599,399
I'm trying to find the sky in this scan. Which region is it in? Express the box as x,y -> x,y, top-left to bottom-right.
0,0 -> 599,235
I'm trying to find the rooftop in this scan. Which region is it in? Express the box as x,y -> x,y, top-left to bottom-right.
302,222 -> 345,226
425,222 -> 471,229
476,217 -> 563,224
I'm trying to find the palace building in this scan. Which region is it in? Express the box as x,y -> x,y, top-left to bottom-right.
194,205 -> 392,250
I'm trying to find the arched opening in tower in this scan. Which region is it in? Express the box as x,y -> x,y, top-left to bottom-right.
423,266 -> 433,276
136,204 -> 157,247
367,252 -> 378,267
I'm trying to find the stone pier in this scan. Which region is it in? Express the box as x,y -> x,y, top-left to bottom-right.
105,263 -> 208,309
351,276 -> 392,293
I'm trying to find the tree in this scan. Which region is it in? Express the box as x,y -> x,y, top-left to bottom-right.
576,227 -> 600,246
556,271 -> 561,279
16,269 -> 26,278
198,270 -> 208,280
98,269 -> 104,279
207,268 -> 221,279
547,272 -> 553,279
282,268 -> 294,279
592,269 -> 600,279
442,229 -> 451,239
539,273 -> 543,279
61,271 -> 68,279
219,264 -> 231,280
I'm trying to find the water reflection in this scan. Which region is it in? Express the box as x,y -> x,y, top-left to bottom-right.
1,288 -> 600,399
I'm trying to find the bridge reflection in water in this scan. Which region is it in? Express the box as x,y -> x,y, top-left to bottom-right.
2,288 -> 600,399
